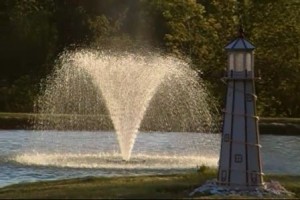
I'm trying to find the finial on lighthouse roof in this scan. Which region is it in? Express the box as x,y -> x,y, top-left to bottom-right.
238,25 -> 245,38
224,25 -> 255,51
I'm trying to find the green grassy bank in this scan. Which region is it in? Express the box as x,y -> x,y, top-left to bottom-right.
259,118 -> 300,135
0,112 -> 300,135
0,168 -> 299,199
0,112 -> 35,130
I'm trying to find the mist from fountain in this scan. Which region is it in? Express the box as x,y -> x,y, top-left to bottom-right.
34,50 -> 218,161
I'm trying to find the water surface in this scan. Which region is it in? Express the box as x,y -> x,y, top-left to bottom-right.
0,130 -> 299,188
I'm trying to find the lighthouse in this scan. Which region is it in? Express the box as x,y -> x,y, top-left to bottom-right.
217,27 -> 264,189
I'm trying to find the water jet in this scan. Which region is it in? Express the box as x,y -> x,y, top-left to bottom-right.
33,50 -> 217,162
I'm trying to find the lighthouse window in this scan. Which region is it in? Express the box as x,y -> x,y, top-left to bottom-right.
246,53 -> 252,71
235,53 -> 244,71
221,170 -> 227,182
234,154 -> 243,163
224,134 -> 230,142
251,172 -> 257,184
246,94 -> 253,102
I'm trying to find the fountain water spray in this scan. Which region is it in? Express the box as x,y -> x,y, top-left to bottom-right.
34,50 -> 218,161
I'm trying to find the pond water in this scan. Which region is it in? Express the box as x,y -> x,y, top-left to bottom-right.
0,130 -> 299,188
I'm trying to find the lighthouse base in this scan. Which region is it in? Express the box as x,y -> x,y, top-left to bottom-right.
189,179 -> 294,198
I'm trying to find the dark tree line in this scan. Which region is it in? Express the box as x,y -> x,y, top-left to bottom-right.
0,0 -> 299,117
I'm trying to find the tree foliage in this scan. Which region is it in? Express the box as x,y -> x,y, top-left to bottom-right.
246,0 -> 300,116
0,0 -> 299,117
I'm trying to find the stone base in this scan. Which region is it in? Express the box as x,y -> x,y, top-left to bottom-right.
190,179 -> 294,198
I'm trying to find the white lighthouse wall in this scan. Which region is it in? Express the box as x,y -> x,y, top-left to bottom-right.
230,81 -> 246,185
218,81 -> 234,184
245,81 -> 263,185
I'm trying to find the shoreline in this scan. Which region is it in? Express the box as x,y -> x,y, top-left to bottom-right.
0,112 -> 299,135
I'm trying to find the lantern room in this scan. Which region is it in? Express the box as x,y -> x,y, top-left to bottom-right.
225,28 -> 255,76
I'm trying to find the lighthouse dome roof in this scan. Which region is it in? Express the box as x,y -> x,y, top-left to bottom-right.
225,37 -> 255,51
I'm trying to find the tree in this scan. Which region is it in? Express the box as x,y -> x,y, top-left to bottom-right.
0,0 -> 58,81
0,0 -> 58,112
245,0 -> 300,117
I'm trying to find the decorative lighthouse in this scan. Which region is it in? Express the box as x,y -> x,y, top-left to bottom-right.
217,27 -> 264,189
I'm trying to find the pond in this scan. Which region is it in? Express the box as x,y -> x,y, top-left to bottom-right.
0,130 -> 299,188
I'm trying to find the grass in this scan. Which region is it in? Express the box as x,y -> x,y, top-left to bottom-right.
0,168 -> 215,199
0,112 -> 113,130
259,117 -> 300,135
0,112 -> 34,129
0,167 -> 299,199
260,118 -> 300,123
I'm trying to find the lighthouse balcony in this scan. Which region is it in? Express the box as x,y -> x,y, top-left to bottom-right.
224,70 -> 261,80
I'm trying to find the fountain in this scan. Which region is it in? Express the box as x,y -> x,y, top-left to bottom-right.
33,49 -> 218,161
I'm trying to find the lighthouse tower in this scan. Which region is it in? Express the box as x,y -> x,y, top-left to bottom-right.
217,28 -> 264,189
